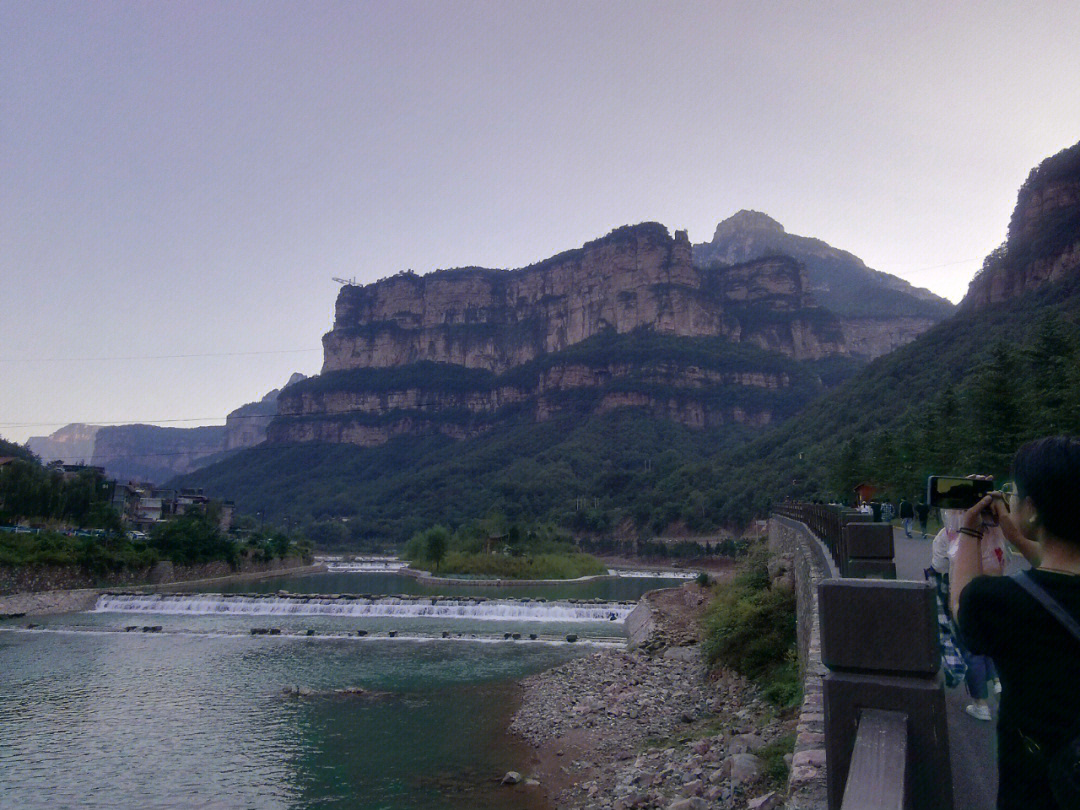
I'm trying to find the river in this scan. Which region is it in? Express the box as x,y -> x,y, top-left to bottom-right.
0,568 -> 686,809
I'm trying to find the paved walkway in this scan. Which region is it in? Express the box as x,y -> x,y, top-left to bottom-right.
891,527 -> 1025,810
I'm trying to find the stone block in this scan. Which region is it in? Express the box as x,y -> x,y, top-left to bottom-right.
842,523 -> 893,559
824,671 -> 952,810
818,579 -> 938,675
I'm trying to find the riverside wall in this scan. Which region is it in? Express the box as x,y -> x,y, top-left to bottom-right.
0,558 -> 321,616
768,515 -> 833,810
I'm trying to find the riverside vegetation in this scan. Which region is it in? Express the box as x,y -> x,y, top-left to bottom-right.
0,454 -> 309,578
403,523 -> 608,580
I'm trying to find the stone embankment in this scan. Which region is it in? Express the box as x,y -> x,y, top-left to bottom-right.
510,585 -> 794,810
0,559 -> 322,617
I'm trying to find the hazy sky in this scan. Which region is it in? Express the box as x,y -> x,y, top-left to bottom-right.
3,1 -> 1079,445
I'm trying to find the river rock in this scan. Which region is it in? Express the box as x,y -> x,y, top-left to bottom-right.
501,771 -> 522,785
667,798 -> 707,810
730,733 -> 765,753
728,753 -> 763,785
748,792 -> 782,810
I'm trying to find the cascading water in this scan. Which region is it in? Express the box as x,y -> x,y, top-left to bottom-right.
94,593 -> 635,623
325,561 -> 409,572
607,568 -> 698,579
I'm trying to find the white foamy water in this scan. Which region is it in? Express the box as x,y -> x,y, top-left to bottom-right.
325,561 -> 409,572
94,593 -> 634,623
607,568 -> 698,579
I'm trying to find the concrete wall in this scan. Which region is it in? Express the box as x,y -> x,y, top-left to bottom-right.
769,515 -> 832,810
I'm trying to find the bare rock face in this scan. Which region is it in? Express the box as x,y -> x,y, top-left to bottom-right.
268,223 -> 862,447
962,141 -> 1080,310
695,210 -> 955,335
26,423 -> 101,464
223,372 -> 306,451
322,224 -> 842,373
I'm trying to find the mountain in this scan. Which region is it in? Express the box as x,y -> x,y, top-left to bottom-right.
28,374 -> 305,484
26,423 -> 101,465
268,223 -> 860,448
177,140 -> 1080,544
225,372 -> 307,450
91,424 -> 226,484
694,140 -> 1080,521
962,141 -> 1080,308
694,211 -> 955,356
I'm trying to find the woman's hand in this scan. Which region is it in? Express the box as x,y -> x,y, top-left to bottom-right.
961,493 -> 999,531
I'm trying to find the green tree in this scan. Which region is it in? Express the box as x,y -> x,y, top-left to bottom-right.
425,526 -> 449,571
964,341 -> 1022,477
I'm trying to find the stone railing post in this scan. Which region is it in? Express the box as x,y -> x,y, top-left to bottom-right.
819,579 -> 953,810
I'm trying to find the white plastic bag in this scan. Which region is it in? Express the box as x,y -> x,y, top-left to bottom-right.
943,508 -> 1007,574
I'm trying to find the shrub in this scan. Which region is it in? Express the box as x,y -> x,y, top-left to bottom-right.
703,542 -> 800,708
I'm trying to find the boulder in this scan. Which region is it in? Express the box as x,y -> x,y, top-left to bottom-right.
680,779 -> 703,797
667,798 -> 707,810
730,733 -> 765,753
748,792 -> 782,810
728,753 -> 764,785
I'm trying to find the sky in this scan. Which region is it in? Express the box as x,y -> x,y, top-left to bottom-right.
3,1 -> 1079,445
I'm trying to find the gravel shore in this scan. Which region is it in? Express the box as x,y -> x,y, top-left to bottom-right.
509,585 -> 794,810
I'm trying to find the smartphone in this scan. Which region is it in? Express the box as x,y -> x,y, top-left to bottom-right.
926,476 -> 994,510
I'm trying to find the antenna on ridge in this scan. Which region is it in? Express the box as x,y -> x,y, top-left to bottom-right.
332,277 -> 358,286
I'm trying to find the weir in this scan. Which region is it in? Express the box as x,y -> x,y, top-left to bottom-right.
324,561 -> 409,572
93,592 -> 636,623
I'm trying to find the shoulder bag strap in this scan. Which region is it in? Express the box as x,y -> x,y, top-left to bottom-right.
1010,571 -> 1080,644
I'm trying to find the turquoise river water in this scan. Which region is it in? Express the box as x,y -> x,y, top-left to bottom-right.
0,571 -> 683,810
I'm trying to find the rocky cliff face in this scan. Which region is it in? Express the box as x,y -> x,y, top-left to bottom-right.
323,224 -> 846,373
26,423 -> 101,465
223,372 -> 306,451
270,223 -> 859,448
91,424 -> 226,484
30,374 -> 306,484
962,141 -> 1080,309
694,210 -> 954,350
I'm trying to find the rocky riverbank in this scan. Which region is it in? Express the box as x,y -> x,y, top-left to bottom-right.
509,585 -> 794,810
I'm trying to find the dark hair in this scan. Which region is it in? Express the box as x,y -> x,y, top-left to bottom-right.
1011,436 -> 1080,545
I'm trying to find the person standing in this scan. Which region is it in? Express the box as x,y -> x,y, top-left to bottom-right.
953,437 -> 1080,809
916,500 -> 931,539
900,497 -> 915,538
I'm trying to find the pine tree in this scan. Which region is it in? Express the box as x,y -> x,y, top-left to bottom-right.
965,341 -> 1022,478
1023,313 -> 1078,435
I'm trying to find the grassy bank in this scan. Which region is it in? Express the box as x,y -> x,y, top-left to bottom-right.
403,523 -> 607,580
702,540 -> 801,709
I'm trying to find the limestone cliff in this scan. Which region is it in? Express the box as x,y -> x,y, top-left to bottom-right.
962,140 -> 1080,309
270,224 -> 857,449
223,372 -> 306,450
694,210 -> 954,356
31,374 -> 307,484
91,424 -> 226,484
26,423 -> 101,465
323,223 -> 846,374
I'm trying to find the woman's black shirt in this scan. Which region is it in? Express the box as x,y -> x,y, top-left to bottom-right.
958,570 -> 1080,809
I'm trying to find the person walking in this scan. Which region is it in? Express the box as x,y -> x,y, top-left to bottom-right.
900,497 -> 915,538
916,500 -> 931,538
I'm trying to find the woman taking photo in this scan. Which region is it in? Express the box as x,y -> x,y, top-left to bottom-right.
952,436 -> 1080,809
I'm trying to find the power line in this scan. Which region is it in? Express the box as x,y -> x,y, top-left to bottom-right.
0,348 -> 321,363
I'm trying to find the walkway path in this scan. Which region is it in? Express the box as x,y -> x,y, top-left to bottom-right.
891,526 -> 1028,810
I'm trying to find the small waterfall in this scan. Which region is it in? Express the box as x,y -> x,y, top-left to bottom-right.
325,561 -> 409,572
607,568 -> 698,580
94,593 -> 635,623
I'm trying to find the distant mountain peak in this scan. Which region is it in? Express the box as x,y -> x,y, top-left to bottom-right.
695,212 -> 955,322
713,210 -> 786,241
